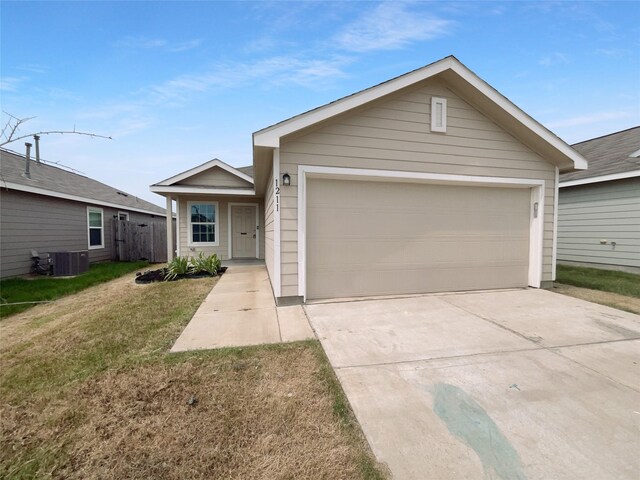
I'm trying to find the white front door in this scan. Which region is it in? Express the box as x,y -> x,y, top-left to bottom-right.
231,205 -> 257,258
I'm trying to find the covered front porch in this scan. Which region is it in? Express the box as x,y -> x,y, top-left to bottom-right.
150,159 -> 264,262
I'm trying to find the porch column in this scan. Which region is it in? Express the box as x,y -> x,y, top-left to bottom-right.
166,195 -> 174,261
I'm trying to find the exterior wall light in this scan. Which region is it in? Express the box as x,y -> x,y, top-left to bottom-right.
282,173 -> 291,186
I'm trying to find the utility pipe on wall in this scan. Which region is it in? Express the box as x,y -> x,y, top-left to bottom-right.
24,142 -> 32,178
34,135 -> 41,163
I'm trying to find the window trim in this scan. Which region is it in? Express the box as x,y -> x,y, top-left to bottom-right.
430,96 -> 447,133
87,206 -> 104,250
187,201 -> 219,247
117,211 -> 129,221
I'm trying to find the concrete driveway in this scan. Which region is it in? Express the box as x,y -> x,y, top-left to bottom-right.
305,289 -> 640,480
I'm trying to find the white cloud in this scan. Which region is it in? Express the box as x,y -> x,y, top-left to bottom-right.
15,64 -> 49,74
115,36 -> 202,52
146,55 -> 352,104
335,2 -> 452,52
167,39 -> 203,52
0,76 -> 27,92
115,36 -> 168,49
539,52 -> 568,67
547,110 -> 636,129
594,48 -> 631,57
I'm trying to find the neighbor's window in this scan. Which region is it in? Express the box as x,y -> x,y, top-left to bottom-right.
118,211 -> 129,221
188,202 -> 218,245
87,207 -> 104,249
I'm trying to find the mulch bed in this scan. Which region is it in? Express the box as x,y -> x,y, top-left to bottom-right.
135,267 -> 227,284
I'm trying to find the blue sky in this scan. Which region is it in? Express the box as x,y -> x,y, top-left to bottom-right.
2,1 -> 639,206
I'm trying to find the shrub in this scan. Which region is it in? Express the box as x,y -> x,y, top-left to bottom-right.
164,256 -> 191,281
164,254 -> 221,281
191,252 -> 221,276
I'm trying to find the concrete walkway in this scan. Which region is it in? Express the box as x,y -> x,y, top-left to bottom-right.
171,265 -> 314,352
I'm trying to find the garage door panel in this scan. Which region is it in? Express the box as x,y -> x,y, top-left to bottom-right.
307,179 -> 530,299
310,237 -> 528,266
309,265 -> 529,299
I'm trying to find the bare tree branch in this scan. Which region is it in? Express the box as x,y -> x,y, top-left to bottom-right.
0,113 -> 111,147
1,130 -> 112,146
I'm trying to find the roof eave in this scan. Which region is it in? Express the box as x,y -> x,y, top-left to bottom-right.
149,185 -> 256,196
154,158 -> 254,186
559,169 -> 640,188
4,182 -> 165,216
252,56 -> 588,172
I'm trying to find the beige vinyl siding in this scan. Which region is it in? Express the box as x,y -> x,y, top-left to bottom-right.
0,189 -> 165,278
279,79 -> 556,297
264,163 -> 275,284
176,195 -> 265,260
558,178 -> 640,270
176,167 -> 253,188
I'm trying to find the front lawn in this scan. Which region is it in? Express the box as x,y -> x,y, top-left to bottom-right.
555,264 -> 640,298
0,261 -> 149,318
0,274 -> 386,479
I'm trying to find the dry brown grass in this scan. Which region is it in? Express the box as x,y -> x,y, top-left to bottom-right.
552,283 -> 640,315
1,272 -> 386,479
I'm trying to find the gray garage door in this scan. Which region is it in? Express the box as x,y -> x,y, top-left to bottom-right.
306,178 -> 531,300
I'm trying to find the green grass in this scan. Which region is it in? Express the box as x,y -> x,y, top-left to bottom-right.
1,276 -> 387,479
0,261 -> 149,318
556,264 -> 640,298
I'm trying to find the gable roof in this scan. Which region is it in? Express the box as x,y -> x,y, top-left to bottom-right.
560,126 -> 640,187
253,55 -> 587,174
0,148 -> 165,215
237,165 -> 254,178
150,158 -> 254,196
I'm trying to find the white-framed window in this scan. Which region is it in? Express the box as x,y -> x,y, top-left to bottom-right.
118,211 -> 129,221
431,96 -> 447,133
87,207 -> 104,249
188,201 -> 219,246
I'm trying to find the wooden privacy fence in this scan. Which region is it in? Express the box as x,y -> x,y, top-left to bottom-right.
112,220 -> 168,263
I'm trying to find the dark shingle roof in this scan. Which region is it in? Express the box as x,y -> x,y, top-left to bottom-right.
561,126 -> 640,182
237,165 -> 254,178
0,149 -> 165,215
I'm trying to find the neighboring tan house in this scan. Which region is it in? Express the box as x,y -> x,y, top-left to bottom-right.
151,56 -> 587,305
0,148 -> 167,278
557,127 -> 640,273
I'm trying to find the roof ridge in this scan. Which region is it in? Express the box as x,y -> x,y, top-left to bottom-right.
571,125 -> 640,146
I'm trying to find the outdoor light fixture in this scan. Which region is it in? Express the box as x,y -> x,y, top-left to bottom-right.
282,173 -> 291,186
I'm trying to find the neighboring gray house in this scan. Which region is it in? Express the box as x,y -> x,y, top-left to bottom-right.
151,56 -> 587,304
557,127 -> 640,273
0,148 -> 167,278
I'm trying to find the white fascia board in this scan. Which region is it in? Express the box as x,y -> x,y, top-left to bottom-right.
154,158 -> 254,186
4,181 -> 165,216
253,56 -> 587,171
450,65 -> 588,171
559,169 -> 640,188
149,185 -> 256,196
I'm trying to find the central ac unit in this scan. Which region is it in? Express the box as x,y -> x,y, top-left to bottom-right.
51,250 -> 89,276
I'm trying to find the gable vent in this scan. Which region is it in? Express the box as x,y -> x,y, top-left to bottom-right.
430,96 -> 447,133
